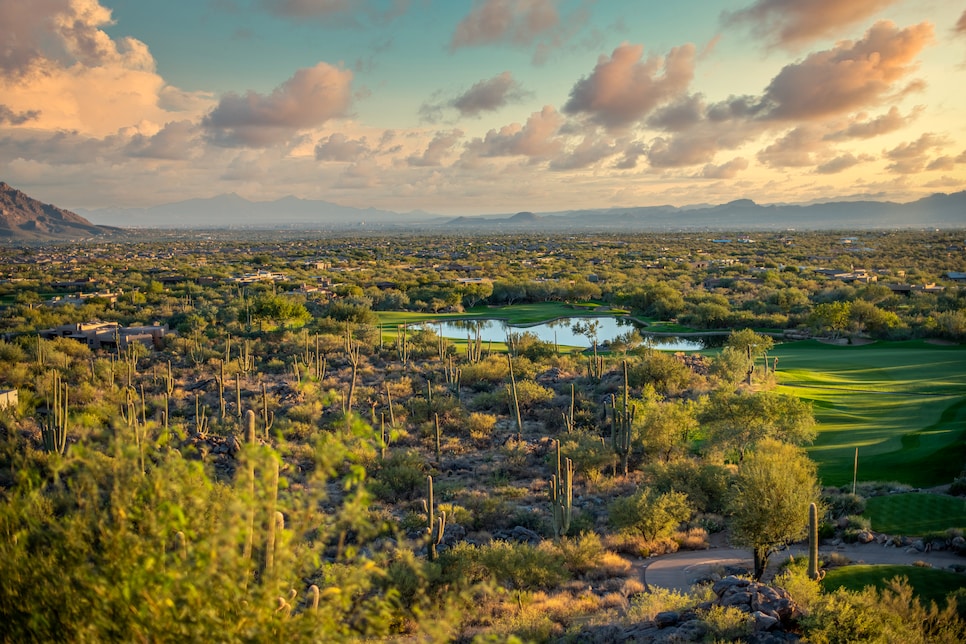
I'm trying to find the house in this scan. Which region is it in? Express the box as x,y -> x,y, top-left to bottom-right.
944,271 -> 966,281
40,322 -> 170,350
0,389 -> 17,411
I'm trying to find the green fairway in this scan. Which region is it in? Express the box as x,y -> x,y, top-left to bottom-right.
771,340 -> 966,488
822,565 -> 966,607
864,494 -> 966,535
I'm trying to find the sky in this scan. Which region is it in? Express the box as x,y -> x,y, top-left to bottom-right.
1,0 -> 965,216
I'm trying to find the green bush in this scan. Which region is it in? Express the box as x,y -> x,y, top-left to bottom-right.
644,459 -> 732,514
608,487 -> 691,541
369,449 -> 427,502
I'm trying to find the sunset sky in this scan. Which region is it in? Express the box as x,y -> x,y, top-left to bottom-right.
2,0 -> 965,216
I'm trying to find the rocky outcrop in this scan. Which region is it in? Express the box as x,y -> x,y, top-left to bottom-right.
568,575 -> 803,643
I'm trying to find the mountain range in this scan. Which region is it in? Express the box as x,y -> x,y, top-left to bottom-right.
1,181 -> 962,236
75,190 -> 965,231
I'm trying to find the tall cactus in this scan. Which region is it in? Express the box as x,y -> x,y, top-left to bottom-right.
808,502 -> 822,580
561,382 -> 576,433
423,475 -> 446,561
507,355 -> 523,441
261,382 -> 274,438
610,360 -> 634,477
550,439 -> 573,540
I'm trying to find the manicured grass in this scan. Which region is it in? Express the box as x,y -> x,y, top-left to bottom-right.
822,565 -> 966,607
864,494 -> 966,535
770,340 -> 966,488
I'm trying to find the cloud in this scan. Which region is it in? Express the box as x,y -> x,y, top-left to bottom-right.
126,120 -> 199,160
203,62 -> 353,147
450,0 -> 558,49
722,0 -> 899,49
757,126 -> 828,168
701,157 -> 749,179
0,105 -> 40,125
452,72 -> 528,117
315,133 -> 372,161
815,153 -> 871,174
563,43 -> 696,130
614,141 -> 646,170
462,105 -> 563,161
0,0 -> 213,137
824,106 -> 918,140
926,156 -> 955,172
760,21 -> 933,121
549,134 -> 620,171
885,132 -> 946,173
646,94 -> 705,132
956,10 -> 966,35
258,0 -> 407,24
407,129 -> 463,166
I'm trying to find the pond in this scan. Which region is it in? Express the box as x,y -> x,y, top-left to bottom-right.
412,317 -> 722,351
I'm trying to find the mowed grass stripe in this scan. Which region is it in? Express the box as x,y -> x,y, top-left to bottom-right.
865,494 -> 966,535
822,565 -> 966,607
771,341 -> 966,487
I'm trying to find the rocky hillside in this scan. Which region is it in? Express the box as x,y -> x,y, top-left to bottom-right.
0,182 -> 115,240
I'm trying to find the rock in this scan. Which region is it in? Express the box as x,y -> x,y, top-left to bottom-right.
913,539 -> 925,552
654,611 -> 679,628
856,530 -> 874,544
713,576 -> 750,596
721,590 -> 754,608
753,610 -> 781,632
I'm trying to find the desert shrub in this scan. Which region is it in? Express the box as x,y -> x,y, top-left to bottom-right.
557,428 -> 613,480
460,356 -> 509,389
825,490 -> 867,518
554,531 -> 606,575
441,541 -> 570,591
608,488 -> 691,541
643,459 -> 732,514
466,411 -> 497,443
369,449 -> 427,502
627,587 -> 698,621
774,556 -> 824,611
853,480 -> 913,497
949,474 -> 966,497
702,605 -> 754,641
673,526 -> 709,550
458,490 -> 512,531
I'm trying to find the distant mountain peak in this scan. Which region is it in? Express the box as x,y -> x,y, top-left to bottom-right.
0,182 -> 114,240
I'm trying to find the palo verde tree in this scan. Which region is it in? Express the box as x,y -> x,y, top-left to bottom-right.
700,388 -> 816,462
727,439 -> 822,580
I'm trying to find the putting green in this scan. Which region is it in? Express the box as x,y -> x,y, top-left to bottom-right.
772,340 -> 966,487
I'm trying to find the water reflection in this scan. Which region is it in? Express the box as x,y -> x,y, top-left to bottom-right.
414,317 -> 717,351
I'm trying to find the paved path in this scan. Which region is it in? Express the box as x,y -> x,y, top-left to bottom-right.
643,542 -> 966,592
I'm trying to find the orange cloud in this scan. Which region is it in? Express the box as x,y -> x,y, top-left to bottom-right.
450,0 -> 559,49
722,0 -> 899,49
564,43 -> 696,130
463,105 -> 563,162
203,63 -> 353,147
762,21 -> 933,121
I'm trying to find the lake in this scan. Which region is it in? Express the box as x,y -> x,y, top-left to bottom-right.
411,317 -> 720,351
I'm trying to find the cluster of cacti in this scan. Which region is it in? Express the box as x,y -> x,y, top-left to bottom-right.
194,393 -> 210,437
396,324 -> 410,363
161,360 -> 175,396
423,475 -> 446,561
549,440 -> 573,540
41,370 -> 69,455
444,356 -> 461,394
609,360 -> 634,477
466,327 -> 483,363
588,352 -> 604,382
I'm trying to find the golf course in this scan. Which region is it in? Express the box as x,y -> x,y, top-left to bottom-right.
772,340 -> 966,488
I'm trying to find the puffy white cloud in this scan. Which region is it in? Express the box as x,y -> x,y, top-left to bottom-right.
203,63 -> 353,147
407,129 -> 464,166
462,106 -> 563,161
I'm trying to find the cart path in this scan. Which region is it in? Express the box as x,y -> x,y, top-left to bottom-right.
641,542 -> 966,592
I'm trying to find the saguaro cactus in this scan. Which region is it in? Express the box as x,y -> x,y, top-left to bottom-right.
550,440 -> 573,540
423,475 -> 446,561
610,360 -> 634,477
41,371 -> 69,455
808,502 -> 822,580
507,355 -> 523,440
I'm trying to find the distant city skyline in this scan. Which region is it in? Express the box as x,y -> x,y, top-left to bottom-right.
1,0 -> 965,217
